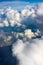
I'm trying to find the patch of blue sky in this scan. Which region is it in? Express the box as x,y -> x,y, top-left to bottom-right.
0,1 -> 30,10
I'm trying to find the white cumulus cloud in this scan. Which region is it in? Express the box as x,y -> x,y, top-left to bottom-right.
12,38 -> 43,65
24,29 -> 35,39
0,2 -> 43,32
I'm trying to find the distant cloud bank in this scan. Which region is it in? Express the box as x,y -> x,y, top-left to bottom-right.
0,2 -> 43,26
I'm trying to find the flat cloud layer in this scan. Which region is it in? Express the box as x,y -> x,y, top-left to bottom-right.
12,38 -> 43,65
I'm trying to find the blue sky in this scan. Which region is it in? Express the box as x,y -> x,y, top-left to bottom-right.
0,0 -> 43,3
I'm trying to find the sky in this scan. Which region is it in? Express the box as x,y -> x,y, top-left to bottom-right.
0,0 -> 43,3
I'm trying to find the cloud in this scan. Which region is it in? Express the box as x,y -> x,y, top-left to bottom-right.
0,7 -> 21,27
24,29 -> 35,39
3,19 -> 9,26
12,29 -> 41,40
21,5 -> 35,18
0,2 -> 43,33
6,7 -> 21,26
0,23 -> 3,27
12,38 -> 43,65
0,2 -> 43,64
36,3 -> 43,15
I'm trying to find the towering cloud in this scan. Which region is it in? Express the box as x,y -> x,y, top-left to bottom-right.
6,7 -> 21,26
